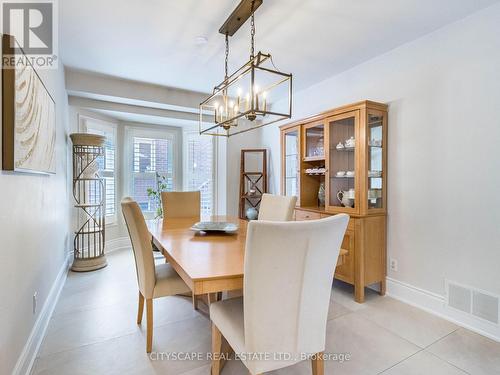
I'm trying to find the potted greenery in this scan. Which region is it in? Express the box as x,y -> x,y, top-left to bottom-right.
146,172 -> 169,219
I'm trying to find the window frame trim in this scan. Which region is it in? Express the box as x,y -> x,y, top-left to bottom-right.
183,130 -> 217,217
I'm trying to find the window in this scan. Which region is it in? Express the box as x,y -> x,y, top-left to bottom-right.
184,132 -> 215,216
82,117 -> 117,223
129,130 -> 175,213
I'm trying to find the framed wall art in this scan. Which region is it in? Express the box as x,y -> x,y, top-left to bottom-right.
2,34 -> 56,174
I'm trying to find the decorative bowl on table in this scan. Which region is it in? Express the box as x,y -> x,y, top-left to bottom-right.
190,221 -> 239,233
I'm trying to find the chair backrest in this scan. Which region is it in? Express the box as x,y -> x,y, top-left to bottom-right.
161,191 -> 201,220
121,197 -> 156,298
243,214 -> 349,356
257,193 -> 297,221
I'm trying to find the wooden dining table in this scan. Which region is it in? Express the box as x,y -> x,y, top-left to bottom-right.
147,215 -> 347,302
147,216 -> 247,300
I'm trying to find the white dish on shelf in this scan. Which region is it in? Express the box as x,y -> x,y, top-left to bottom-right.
346,171 -> 355,177
368,170 -> 382,177
336,171 -> 346,177
345,136 -> 355,148
336,142 -> 344,150
369,139 -> 382,147
190,222 -> 239,233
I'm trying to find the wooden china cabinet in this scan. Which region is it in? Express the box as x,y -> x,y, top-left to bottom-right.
280,101 -> 388,302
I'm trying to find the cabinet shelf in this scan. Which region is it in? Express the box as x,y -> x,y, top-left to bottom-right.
303,156 -> 325,162
333,146 -> 355,152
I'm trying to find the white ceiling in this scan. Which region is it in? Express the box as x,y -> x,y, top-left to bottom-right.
61,0 -> 499,93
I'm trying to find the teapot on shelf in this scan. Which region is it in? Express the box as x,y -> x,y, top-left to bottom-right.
337,188 -> 355,208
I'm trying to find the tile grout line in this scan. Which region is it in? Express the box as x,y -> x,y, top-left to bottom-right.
350,310 -> 428,349
423,348 -> 472,375
422,327 -> 459,350
36,313 -> 208,361
376,348 -> 424,374
422,328 -> 473,375
377,328 -> 471,375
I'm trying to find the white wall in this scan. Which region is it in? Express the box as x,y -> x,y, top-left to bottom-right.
225,130 -> 262,217
260,3 -> 500,300
0,63 -> 70,373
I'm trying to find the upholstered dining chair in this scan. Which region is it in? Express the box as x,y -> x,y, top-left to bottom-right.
257,193 -> 297,221
210,214 -> 349,375
161,191 -> 201,220
121,197 -> 191,353
160,191 -> 201,308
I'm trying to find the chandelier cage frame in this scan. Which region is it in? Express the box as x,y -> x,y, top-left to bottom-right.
199,0 -> 293,137
199,52 -> 292,137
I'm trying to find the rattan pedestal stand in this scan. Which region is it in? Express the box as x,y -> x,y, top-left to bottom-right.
70,133 -> 107,272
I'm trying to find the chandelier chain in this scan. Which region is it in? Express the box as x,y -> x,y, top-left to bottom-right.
250,0 -> 255,59
224,32 -> 229,79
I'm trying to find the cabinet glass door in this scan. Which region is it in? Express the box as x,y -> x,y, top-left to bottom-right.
283,128 -> 300,198
367,111 -> 385,210
327,111 -> 359,213
304,123 -> 325,159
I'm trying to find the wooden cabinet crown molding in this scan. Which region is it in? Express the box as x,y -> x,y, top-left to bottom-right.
279,100 -> 388,130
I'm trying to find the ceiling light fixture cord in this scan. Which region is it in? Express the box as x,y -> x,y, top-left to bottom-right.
250,0 -> 255,59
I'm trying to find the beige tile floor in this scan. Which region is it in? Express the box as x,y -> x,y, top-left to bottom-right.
32,249 -> 500,375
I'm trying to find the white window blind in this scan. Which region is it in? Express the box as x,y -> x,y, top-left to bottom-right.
131,135 -> 174,213
84,119 -> 117,222
185,132 -> 214,216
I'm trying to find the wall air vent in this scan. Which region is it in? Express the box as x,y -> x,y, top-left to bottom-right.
446,280 -> 499,325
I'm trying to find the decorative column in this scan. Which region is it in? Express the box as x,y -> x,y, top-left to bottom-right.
70,133 -> 107,272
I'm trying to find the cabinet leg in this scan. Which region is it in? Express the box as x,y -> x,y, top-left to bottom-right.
354,284 -> 365,303
379,279 -> 386,296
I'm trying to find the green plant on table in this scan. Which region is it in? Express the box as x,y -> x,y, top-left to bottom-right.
146,172 -> 169,218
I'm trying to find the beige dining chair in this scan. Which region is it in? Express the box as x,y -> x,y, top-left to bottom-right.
161,191 -> 201,220
258,193 -> 297,221
121,197 -> 191,353
210,214 -> 349,375
161,190 -> 201,309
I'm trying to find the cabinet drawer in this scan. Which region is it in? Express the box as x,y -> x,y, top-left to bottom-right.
295,210 -> 321,221
321,213 -> 355,231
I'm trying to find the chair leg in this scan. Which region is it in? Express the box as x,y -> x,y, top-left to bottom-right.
311,352 -> 324,375
211,323 -> 222,375
137,292 -> 145,324
146,299 -> 153,353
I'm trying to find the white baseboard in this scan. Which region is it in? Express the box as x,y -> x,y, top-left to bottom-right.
386,277 -> 500,343
105,236 -> 131,253
12,252 -> 71,375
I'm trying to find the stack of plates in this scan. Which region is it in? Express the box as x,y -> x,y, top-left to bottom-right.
190,222 -> 239,233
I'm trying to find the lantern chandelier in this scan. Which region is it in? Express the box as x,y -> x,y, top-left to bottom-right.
199,0 -> 292,137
